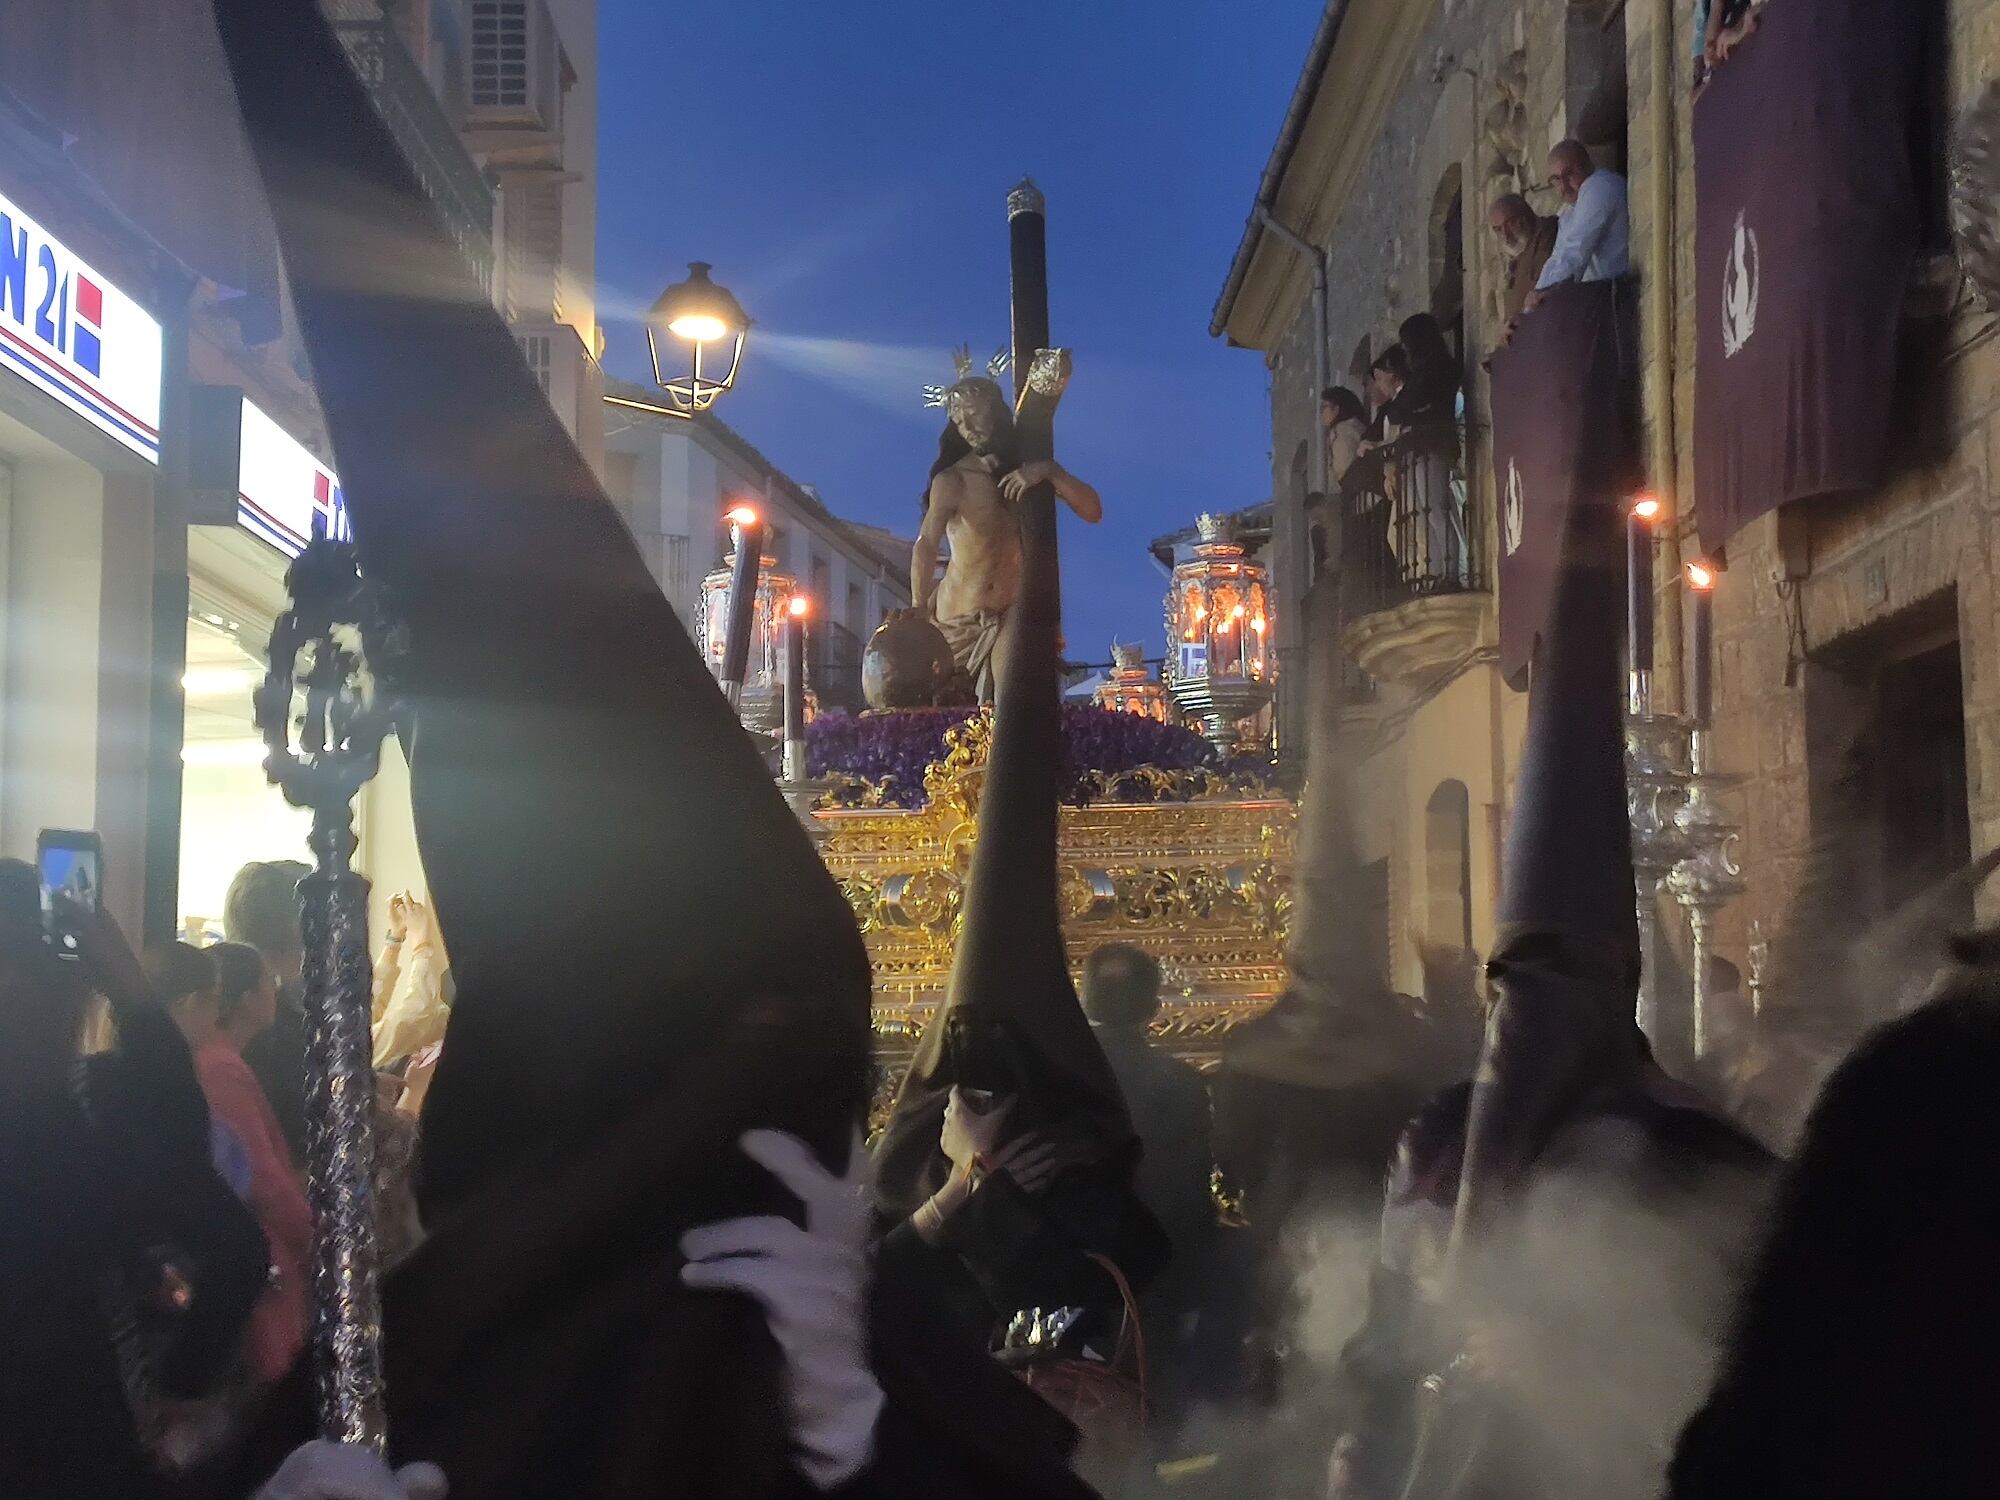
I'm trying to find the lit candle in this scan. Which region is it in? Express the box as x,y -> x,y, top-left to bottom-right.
1686,559 -> 1716,725
783,594 -> 809,781
720,503 -> 765,709
1628,494 -> 1660,677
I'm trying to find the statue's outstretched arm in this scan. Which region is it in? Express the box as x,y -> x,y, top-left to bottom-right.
998,461 -> 1101,524
1050,465 -> 1102,524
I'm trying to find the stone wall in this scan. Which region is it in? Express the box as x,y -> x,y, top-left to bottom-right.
1262,0 -> 1601,992
1257,0 -> 2000,1043
1642,0 -> 2000,1040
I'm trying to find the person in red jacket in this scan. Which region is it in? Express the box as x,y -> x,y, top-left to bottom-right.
154,942 -> 312,1390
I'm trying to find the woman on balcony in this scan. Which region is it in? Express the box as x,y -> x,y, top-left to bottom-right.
1383,314 -> 1465,593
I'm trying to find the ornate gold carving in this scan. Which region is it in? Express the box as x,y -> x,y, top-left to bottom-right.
816,714 -> 1296,1067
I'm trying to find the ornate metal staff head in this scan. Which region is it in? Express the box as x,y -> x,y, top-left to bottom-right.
257,539 -> 404,863
254,536 -> 404,1450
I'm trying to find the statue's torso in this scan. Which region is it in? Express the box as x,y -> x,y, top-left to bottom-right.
934,459 -> 1021,620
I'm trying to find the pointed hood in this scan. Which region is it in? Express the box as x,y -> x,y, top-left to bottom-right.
1224,579 -> 1440,1090
871,391 -> 1131,1214
1451,501 -> 1641,1250
1494,504 -> 1640,973
211,0 -> 871,1221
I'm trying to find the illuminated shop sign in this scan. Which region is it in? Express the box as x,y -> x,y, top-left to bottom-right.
237,399 -> 349,557
0,185 -> 162,463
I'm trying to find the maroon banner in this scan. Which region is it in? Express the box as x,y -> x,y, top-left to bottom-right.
1693,0 -> 1929,555
1490,280 -> 1632,688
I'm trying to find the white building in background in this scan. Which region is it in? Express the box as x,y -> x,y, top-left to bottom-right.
602,379 -> 911,709
0,0 -> 603,943
388,0 -> 604,470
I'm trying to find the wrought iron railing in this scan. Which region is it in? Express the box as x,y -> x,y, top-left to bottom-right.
334,19 -> 495,292
1338,418 -> 1485,621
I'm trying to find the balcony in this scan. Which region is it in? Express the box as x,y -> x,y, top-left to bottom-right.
334,18 -> 495,291
1337,419 -> 1489,684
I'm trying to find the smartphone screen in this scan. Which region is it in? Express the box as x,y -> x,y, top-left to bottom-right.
38,829 -> 103,959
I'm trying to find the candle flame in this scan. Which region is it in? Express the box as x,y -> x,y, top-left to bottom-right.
725,504 -> 760,528
1686,560 -> 1717,592
787,595 -> 810,618
1631,493 -> 1662,523
1251,616 -> 1267,633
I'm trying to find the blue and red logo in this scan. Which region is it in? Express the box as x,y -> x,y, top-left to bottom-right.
0,189 -> 162,463
236,399 -> 350,557
71,273 -> 104,376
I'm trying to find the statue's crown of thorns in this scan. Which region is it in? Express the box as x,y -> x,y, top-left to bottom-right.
922,343 -> 1011,409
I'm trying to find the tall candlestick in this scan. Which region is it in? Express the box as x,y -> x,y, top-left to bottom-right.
1687,560 -> 1715,726
783,595 -> 808,782
720,504 -> 765,709
1627,496 -> 1657,675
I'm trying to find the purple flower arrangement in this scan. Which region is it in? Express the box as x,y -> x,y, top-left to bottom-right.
808,705 -> 1273,810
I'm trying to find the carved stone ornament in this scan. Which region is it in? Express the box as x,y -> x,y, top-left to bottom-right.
1951,83 -> 2000,313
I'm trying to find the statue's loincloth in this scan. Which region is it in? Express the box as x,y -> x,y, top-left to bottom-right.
933,605 -> 1005,703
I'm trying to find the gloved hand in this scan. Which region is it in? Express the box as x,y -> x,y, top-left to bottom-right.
255,1440 -> 447,1500
680,1129 -> 885,1492
939,1085 -> 1013,1169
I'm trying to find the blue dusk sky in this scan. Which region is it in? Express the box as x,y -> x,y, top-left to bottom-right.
595,1 -> 1319,665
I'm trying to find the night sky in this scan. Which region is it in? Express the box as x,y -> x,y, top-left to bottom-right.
595,1 -> 1319,665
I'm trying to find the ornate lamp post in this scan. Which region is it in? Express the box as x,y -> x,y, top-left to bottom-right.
254,540 -> 399,1450
1095,641 -> 1170,721
1623,493 -> 1693,1046
1164,513 -> 1275,755
697,511 -> 799,736
643,261 -> 749,416
1668,558 -> 1744,1061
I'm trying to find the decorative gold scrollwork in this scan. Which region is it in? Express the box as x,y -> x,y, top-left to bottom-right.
815,708 -> 1296,1066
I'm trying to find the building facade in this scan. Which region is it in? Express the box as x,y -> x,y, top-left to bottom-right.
602,382 -> 912,710
1213,0 -> 1981,1068
0,0 -> 601,943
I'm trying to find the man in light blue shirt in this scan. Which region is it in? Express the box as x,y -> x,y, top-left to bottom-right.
1533,139 -> 1630,293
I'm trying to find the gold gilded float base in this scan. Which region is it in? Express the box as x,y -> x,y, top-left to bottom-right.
812,712 -> 1296,1076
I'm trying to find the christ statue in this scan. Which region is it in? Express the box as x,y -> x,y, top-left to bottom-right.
910,359 -> 1100,702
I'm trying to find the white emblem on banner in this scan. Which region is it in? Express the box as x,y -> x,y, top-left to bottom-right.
1504,458 -> 1524,556
1722,210 -> 1760,358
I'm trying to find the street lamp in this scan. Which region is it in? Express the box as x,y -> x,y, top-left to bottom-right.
645,262 -> 749,416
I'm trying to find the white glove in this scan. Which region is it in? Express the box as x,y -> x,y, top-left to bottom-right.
939,1086 -> 1013,1170
255,1440 -> 447,1500
680,1129 -> 885,1492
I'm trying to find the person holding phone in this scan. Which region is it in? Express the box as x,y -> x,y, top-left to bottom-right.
1,888 -> 269,1495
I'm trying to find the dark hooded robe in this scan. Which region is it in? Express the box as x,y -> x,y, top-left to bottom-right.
204,4 -> 1100,1495
1,947 -> 270,1500
1209,582 -> 1472,1397
1669,943 -> 2000,1500
1384,495 -> 1774,1500
870,348 -> 1164,1352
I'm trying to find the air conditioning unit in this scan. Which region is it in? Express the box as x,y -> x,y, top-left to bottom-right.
464,0 -> 569,141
